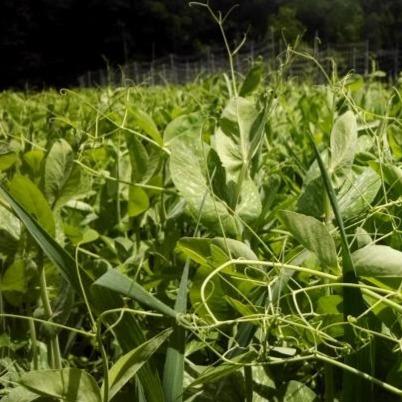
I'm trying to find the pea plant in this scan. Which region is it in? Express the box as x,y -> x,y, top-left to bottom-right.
0,6 -> 402,402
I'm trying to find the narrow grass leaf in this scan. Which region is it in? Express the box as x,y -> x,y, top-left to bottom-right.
105,328 -> 173,400
163,260 -> 190,402
93,269 -> 177,318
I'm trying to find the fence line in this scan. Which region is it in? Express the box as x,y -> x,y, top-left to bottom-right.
77,40 -> 402,87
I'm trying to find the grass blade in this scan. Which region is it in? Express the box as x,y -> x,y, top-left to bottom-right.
0,183 -> 166,402
105,328 -> 173,400
94,269 -> 177,319
163,260 -> 190,402
308,131 -> 374,402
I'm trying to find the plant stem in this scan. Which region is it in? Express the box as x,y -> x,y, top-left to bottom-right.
39,259 -> 62,369
29,318 -> 39,370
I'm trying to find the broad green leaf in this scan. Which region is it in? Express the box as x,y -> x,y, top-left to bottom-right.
106,328 -> 172,400
0,202 -> 21,239
93,269 -> 177,318
239,62 -> 264,97
297,177 -> 325,219
23,149 -> 45,177
178,237 -> 258,267
338,168 -> 380,219
352,245 -> 402,277
8,175 -> 55,235
18,368 -> 101,402
45,140 -> 89,208
131,107 -> 163,145
80,229 -> 99,245
235,177 -> 262,222
44,139 -> 74,205
169,132 -> 237,234
278,380 -> 317,402
329,111 -> 357,172
279,210 -> 338,269
126,133 -> 147,179
214,97 -> 267,183
0,152 -> 18,171
128,186 -> 149,217
164,112 -> 204,145
355,227 -> 372,248
3,386 -> 44,402
316,295 -> 343,315
0,259 -> 26,293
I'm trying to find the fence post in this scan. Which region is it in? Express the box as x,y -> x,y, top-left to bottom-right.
170,54 -> 175,84
133,62 -> 138,84
364,40 -> 369,76
186,61 -> 190,82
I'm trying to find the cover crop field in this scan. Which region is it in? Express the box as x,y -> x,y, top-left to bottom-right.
0,61 -> 402,401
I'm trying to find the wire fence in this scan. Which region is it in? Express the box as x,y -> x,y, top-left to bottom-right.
77,40 -> 402,87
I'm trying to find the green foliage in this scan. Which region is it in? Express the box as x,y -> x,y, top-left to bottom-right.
1,66 -> 402,402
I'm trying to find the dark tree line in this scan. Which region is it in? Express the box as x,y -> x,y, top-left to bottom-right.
1,0 -> 402,88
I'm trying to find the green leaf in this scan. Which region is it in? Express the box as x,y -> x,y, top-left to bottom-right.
8,175 -> 55,236
163,261 -> 189,402
0,184 -> 165,402
169,132 -> 237,234
3,386 -> 45,402
164,112 -> 204,146
279,210 -> 338,269
352,245 -> 402,277
0,202 -> 21,240
371,162 -> 402,195
23,149 -> 45,177
329,111 -> 357,173
215,97 -> 266,182
106,328 -> 173,400
93,269 -> 177,318
337,168 -> 380,219
235,177 -> 262,223
316,295 -> 343,315
0,152 -> 18,171
0,259 -> 26,293
80,229 -> 99,245
239,62 -> 264,97
177,237 -> 258,267
128,186 -> 149,217
44,139 -> 74,206
355,227 -> 372,248
187,352 -> 256,388
131,107 -> 163,145
278,380 -> 318,402
177,238 -> 211,266
0,183 -> 87,289
18,368 -> 101,402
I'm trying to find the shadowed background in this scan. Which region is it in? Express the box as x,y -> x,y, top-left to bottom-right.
1,0 -> 401,89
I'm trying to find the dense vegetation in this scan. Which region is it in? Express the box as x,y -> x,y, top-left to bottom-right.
0,51 -> 402,401
2,0 -> 402,88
